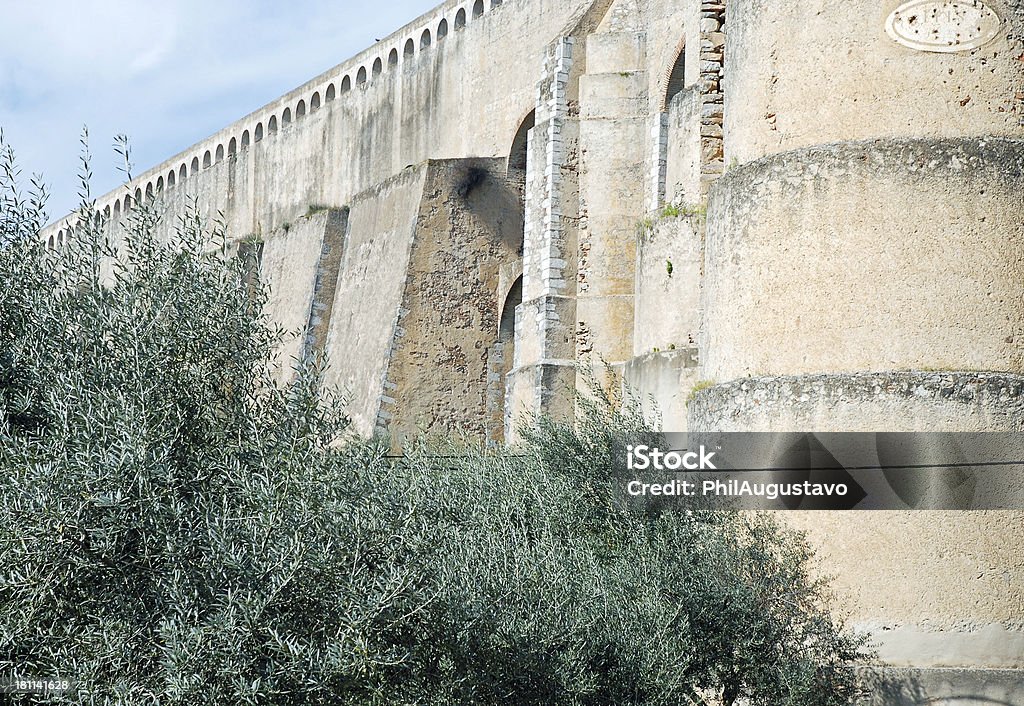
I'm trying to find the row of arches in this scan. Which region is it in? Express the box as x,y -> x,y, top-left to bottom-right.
44,0 -> 505,248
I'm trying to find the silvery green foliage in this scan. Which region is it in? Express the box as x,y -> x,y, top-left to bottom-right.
0,140 -> 870,706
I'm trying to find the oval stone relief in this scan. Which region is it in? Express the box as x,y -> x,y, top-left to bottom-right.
886,0 -> 1001,52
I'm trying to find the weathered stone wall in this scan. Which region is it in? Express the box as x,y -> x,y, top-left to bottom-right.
700,137 -> 1024,383
323,167 -> 427,437
723,0 -> 1024,166
379,159 -> 524,446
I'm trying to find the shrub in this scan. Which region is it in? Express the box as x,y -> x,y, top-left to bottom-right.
0,141 -> 870,705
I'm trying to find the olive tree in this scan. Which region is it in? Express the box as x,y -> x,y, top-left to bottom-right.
0,139 -> 871,706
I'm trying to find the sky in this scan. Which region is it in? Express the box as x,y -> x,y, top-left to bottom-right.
0,0 -> 440,220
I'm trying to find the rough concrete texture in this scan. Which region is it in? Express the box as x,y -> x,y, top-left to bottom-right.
379,159 -> 523,447
633,212 -> 702,358
690,371 -> 1024,673
701,138 -> 1024,383
724,0 -> 1024,165
622,348 -> 699,429
690,371 -> 1024,432
323,167 -> 426,437
864,667 -> 1024,706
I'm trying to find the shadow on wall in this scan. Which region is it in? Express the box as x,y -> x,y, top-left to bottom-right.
456,164 -> 525,257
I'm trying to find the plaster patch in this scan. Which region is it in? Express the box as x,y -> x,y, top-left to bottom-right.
886,0 -> 1001,53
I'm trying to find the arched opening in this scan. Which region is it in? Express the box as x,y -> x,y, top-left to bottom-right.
356,66 -> 367,85
168,170 -> 176,187
156,176 -> 164,191
103,205 -> 111,219
326,83 -> 337,101
508,109 -> 534,174
144,183 -> 153,199
420,29 -> 432,50
47,234 -> 54,248
135,187 -> 143,203
191,157 -> 200,174
296,99 -> 306,118
125,195 -> 133,212
389,48 -> 399,68
215,144 -> 224,162
228,137 -> 237,155
113,200 -> 121,216
268,115 -> 278,133
404,38 -> 415,58
179,164 -> 188,181
664,43 -> 686,108
455,8 -> 467,28
255,123 -> 264,141
437,18 -> 449,40
340,76 -> 351,93
311,92 -> 321,110
492,274 -> 523,443
372,58 -> 383,77
473,0 -> 484,18
282,107 -> 291,125
203,151 -> 212,168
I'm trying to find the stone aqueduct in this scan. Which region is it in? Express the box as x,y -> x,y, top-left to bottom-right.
40,0 -> 1024,701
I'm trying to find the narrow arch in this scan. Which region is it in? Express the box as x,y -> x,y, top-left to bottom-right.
356,66 -> 367,84
168,169 -> 176,187
499,276 -> 523,340
326,83 -> 337,101
179,164 -> 188,181
255,123 -> 264,141
144,184 -> 152,199
372,57 -> 383,77
156,176 -> 164,191
404,38 -> 415,58
664,41 -> 687,108
203,150 -> 212,168
455,8 -> 467,28
282,107 -> 291,125
341,76 -> 351,93
388,48 -> 399,68
268,115 -> 278,133
103,205 -> 111,219
215,144 -> 224,162
438,18 -> 449,40
113,200 -> 121,216
241,130 -> 251,148
296,99 -> 306,118
420,29 -> 432,50
473,0 -> 484,18
228,137 -> 237,155
191,157 -> 200,174
311,92 -> 321,110
124,194 -> 132,211
493,273 -> 524,443
508,109 -> 535,173
136,187 -> 144,203
48,234 -> 55,248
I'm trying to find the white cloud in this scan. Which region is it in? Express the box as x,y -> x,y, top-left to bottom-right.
0,0 -> 440,217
